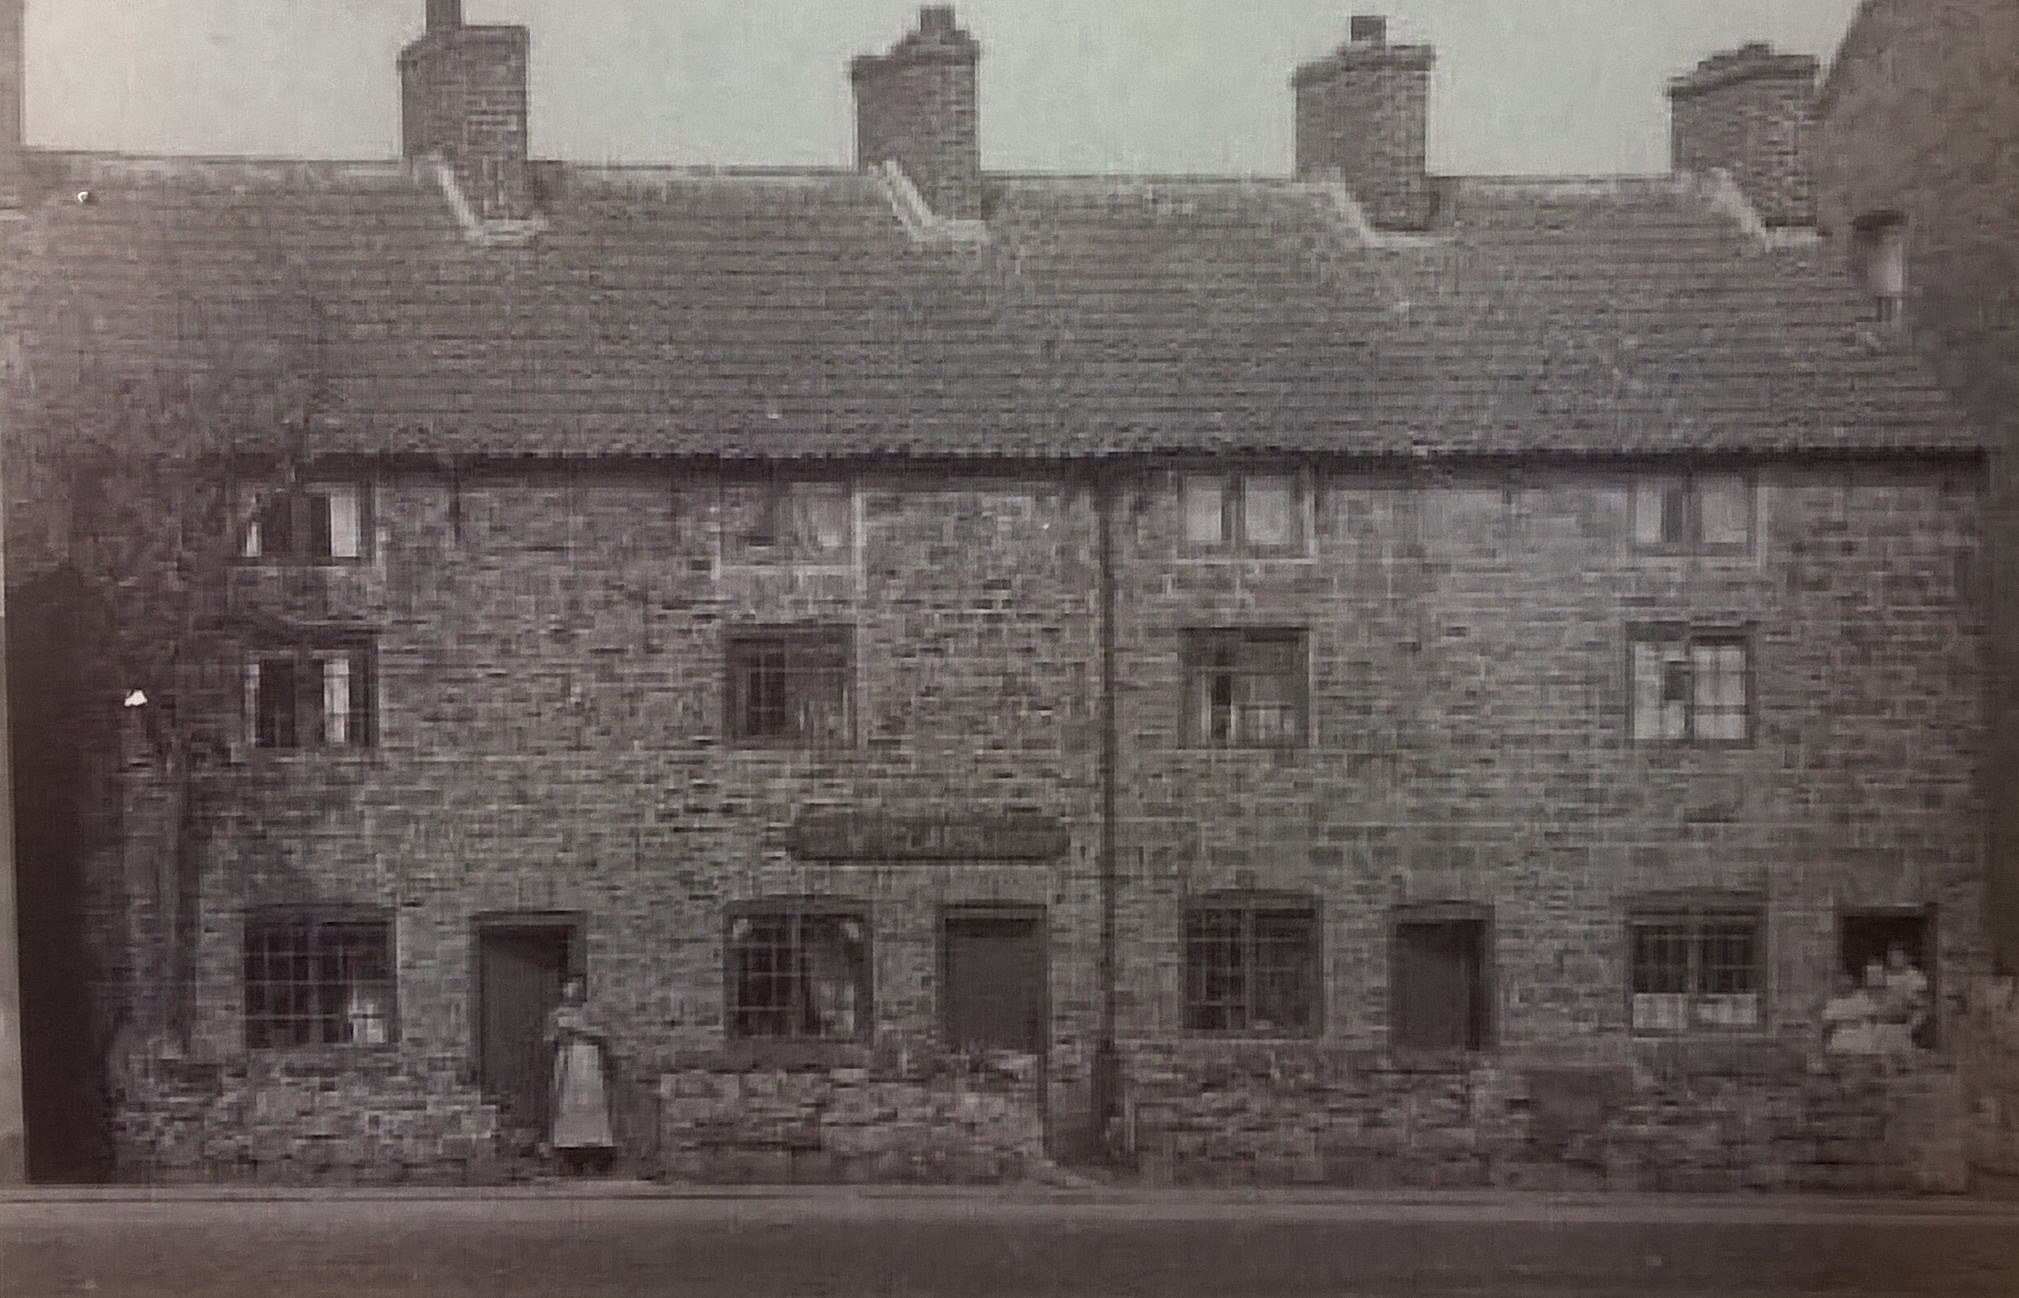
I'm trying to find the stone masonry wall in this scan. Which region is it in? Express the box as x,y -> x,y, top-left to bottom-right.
83,456 -> 1991,1186
658,1046 -> 1044,1183
1815,0 -> 2019,1181
110,1052 -> 502,1185
1121,1041 -> 1966,1192
143,467 -> 1103,1179
1113,464 -> 1983,1042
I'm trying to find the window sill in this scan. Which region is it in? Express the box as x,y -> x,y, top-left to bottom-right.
718,557 -> 855,571
1179,1031 -> 1323,1044
721,1038 -> 874,1070
244,1044 -> 404,1072
233,557 -> 374,569
1172,550 -> 1314,563
242,747 -> 382,763
1629,545 -> 1755,559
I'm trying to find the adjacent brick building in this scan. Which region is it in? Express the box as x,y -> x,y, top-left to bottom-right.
1,5 -> 1995,1189
1812,0 -> 2019,1186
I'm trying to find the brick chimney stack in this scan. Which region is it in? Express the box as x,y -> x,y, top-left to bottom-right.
399,2 -> 532,220
1294,15 -> 1437,231
1668,42 -> 1820,227
1,0 -> 23,209
852,6 -> 983,221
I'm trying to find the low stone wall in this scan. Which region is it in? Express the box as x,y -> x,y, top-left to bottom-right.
110,1052 -> 503,1184
655,1047 -> 1046,1184
1119,1041 -> 1968,1193
1962,974 -> 2019,1185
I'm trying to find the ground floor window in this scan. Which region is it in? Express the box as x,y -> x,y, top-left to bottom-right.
1627,896 -> 1763,1033
726,904 -> 871,1041
1183,896 -> 1320,1035
243,909 -> 397,1048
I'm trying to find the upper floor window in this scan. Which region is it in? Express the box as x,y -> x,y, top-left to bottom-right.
244,907 -> 396,1048
725,626 -> 852,747
1181,471 -> 1304,554
726,903 -> 871,1041
246,640 -> 377,750
1851,211 -> 1906,325
1628,895 -> 1763,1034
724,479 -> 852,564
1182,628 -> 1307,748
242,483 -> 368,562
1629,624 -> 1752,745
1633,472 -> 1752,552
1184,896 -> 1320,1036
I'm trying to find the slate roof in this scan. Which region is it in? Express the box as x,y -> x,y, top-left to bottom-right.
0,151 -> 1973,463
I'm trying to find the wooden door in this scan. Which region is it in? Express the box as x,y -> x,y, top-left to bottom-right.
1393,920 -> 1486,1051
477,927 -> 571,1128
943,912 -> 1046,1054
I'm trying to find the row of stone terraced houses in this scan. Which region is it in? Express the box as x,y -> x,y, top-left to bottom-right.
0,2 -> 2001,1190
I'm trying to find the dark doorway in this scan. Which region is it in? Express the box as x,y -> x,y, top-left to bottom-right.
475,918 -> 579,1131
1392,907 -> 1492,1052
1841,908 -> 1936,1047
9,571 -> 111,1181
942,907 -> 1047,1054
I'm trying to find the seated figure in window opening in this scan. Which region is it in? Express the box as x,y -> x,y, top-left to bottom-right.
1874,942 -> 1931,1054
546,978 -> 615,1175
1822,968 -> 1882,1055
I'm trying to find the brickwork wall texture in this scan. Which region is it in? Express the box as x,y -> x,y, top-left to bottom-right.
399,25 -> 531,220
1122,1045 -> 1965,1192
1105,463 -> 1983,1189
128,468 -> 1102,1181
78,459 -> 1989,1188
1669,50 -> 1819,227
852,11 -> 983,220
1293,46 -> 1435,230
110,1054 -> 502,1186
0,0 -> 20,209
1814,0 -> 2019,973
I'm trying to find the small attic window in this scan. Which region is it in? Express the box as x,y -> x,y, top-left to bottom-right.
1851,212 -> 1906,325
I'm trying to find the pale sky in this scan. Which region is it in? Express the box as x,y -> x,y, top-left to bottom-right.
24,0 -> 1864,177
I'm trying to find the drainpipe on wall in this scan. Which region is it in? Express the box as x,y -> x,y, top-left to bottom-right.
1092,466 -> 1121,1162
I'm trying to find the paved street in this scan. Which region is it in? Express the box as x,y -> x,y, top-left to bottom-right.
2,1188 -> 2016,1297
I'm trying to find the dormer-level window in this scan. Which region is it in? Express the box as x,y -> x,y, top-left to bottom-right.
1851,212 -> 1906,325
1633,472 -> 1752,553
1181,472 -> 1304,555
725,480 -> 852,564
243,483 -> 367,562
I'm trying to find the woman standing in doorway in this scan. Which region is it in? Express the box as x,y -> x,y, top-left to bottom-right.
547,978 -> 615,1176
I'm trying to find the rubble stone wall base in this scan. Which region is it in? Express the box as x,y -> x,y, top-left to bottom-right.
1963,975 -> 2019,1184
656,1051 -> 1045,1184
111,1054 -> 502,1185
1121,1042 -> 1968,1193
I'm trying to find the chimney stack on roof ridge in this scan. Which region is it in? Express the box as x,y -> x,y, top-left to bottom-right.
0,0 -> 22,209
1294,14 -> 1436,230
852,6 -> 983,222
400,2 -> 532,221
1668,41 -> 1820,228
